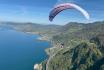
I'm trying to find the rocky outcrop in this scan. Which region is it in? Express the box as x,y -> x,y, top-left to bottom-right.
34,64 -> 42,70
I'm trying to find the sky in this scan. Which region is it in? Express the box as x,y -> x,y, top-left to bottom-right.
0,0 -> 104,25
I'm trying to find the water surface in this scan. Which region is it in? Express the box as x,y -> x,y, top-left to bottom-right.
0,29 -> 50,70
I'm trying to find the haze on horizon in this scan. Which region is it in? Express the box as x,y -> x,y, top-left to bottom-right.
0,0 -> 104,25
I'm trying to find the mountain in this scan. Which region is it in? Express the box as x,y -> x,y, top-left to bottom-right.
52,21 -> 104,48
43,35 -> 104,70
0,22 -> 61,40
40,21 -> 104,70
0,22 -> 61,33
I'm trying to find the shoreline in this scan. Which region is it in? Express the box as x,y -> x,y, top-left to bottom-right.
16,31 -> 52,70
25,32 -> 53,70
25,32 -> 51,41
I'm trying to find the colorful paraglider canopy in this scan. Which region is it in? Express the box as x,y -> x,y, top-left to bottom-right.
49,3 -> 90,21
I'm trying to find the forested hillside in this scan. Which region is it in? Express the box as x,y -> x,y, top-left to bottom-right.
42,21 -> 104,70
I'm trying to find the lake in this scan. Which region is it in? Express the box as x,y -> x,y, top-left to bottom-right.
0,29 -> 51,70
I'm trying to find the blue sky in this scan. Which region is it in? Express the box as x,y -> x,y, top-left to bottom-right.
0,0 -> 104,25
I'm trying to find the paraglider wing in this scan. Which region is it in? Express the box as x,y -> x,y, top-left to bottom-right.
49,3 -> 90,21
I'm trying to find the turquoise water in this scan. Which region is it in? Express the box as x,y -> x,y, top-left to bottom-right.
0,29 -> 50,70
